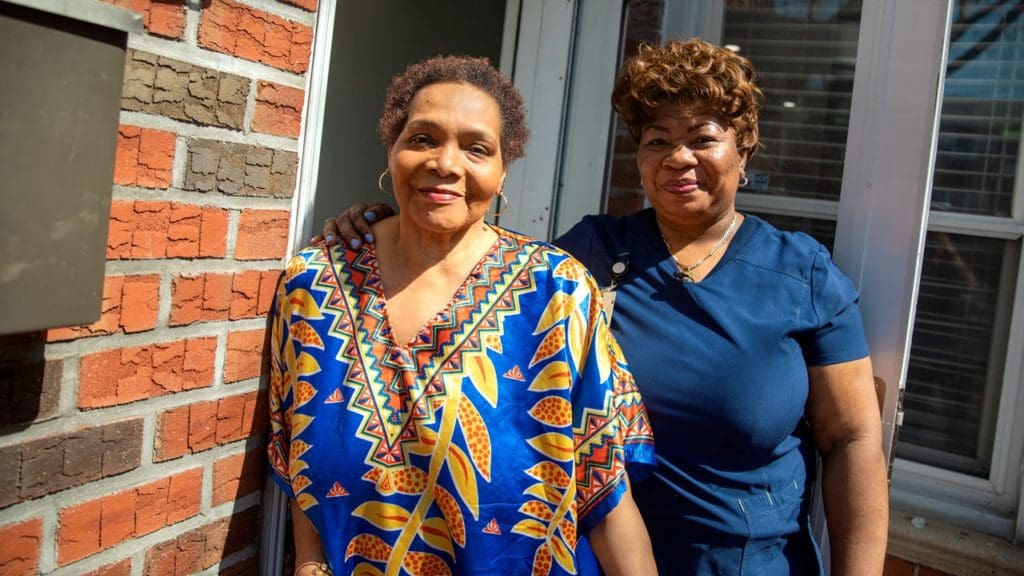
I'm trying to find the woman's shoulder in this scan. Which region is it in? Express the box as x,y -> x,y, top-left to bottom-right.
494,226 -> 600,287
557,210 -> 648,247
281,243 -> 345,287
736,215 -> 835,282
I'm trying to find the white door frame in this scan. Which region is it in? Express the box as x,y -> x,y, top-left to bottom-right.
497,0 -> 576,239
261,0 -> 340,570
262,1 -> 612,572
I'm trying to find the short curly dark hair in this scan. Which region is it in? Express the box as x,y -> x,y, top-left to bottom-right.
378,55 -> 529,163
611,39 -> 764,157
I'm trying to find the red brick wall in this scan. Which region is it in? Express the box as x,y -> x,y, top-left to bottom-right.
0,0 -> 315,573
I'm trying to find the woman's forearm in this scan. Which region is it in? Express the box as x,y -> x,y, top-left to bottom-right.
822,436 -> 889,576
291,500 -> 330,575
588,481 -> 659,576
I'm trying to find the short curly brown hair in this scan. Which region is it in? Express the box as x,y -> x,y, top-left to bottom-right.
611,39 -> 764,157
378,55 -> 529,163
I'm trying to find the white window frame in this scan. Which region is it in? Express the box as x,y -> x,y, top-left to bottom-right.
876,0 -> 1024,543
721,0 -> 1024,546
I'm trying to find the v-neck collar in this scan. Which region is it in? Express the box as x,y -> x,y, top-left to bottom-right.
359,227 -> 512,364
638,208 -> 760,285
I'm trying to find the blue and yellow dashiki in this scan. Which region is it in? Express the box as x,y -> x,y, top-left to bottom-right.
268,227 -> 655,576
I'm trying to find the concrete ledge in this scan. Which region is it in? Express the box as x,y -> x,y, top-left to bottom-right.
888,510 -> 1024,576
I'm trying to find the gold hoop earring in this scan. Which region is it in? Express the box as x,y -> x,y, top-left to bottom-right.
378,168 -> 391,195
491,190 -> 508,217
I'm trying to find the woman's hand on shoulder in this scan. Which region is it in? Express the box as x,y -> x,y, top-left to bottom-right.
312,203 -> 395,249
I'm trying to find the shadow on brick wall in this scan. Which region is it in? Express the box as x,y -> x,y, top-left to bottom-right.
0,331 -> 60,433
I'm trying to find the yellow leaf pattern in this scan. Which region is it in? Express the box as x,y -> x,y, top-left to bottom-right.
525,462 -> 571,489
511,518 -> 548,539
524,482 -> 563,505
527,432 -> 574,462
433,485 -> 466,547
352,563 -> 385,576
533,292 -> 572,335
529,396 -> 573,427
266,237 -> 653,575
295,352 -> 321,377
457,399 -> 492,482
419,517 -> 455,559
528,361 -> 572,392
465,352 -> 498,408
285,288 -> 324,320
446,443 -> 480,520
296,492 -> 318,511
548,535 -> 575,574
352,501 -> 412,531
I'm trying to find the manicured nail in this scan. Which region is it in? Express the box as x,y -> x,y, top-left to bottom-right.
349,238 -> 361,249
325,234 -> 335,244
364,211 -> 377,222
364,233 -> 375,244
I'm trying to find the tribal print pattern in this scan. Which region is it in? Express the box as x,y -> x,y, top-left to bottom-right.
268,228 -> 654,576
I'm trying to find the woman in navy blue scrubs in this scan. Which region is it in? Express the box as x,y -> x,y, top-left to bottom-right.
322,39 -> 888,575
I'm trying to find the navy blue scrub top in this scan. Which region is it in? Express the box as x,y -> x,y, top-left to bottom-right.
556,210 -> 869,575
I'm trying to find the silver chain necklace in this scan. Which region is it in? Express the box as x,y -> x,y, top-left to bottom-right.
660,214 -> 738,283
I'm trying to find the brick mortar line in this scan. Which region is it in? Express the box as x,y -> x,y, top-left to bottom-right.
126,33 -> 308,89
171,136 -> 189,190
193,540 -> 261,576
43,317 -> 268,358
244,72 -> 259,137
117,111 -> 300,152
39,504 -> 58,574
213,330 -> 228,389
184,0 -> 201,47
230,0 -> 317,25
57,347 -> 81,423
141,406 -> 158,470
157,273 -> 174,330
0,454 -> 216,529
102,259 -> 285,277
43,497 -> 263,576
201,454 -> 214,515
110,184 -> 296,210
129,547 -> 145,576
1,422 -> 265,516
226,209 -> 242,260
3,436 -> 264,572
208,488 -> 263,520
0,377 -> 264,448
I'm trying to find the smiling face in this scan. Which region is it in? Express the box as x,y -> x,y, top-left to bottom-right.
636,103 -> 747,226
388,82 -> 506,238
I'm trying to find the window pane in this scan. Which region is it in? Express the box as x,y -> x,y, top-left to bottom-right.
722,0 -> 862,202
931,0 -> 1024,216
898,233 -> 1015,476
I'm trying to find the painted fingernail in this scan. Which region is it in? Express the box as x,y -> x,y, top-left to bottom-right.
364,233 -> 374,243
325,234 -> 335,244
364,211 -> 377,222
349,238 -> 361,249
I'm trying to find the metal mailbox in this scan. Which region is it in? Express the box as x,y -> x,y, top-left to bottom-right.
0,0 -> 141,335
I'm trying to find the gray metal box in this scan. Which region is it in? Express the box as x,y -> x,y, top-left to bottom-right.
0,0 -> 140,335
